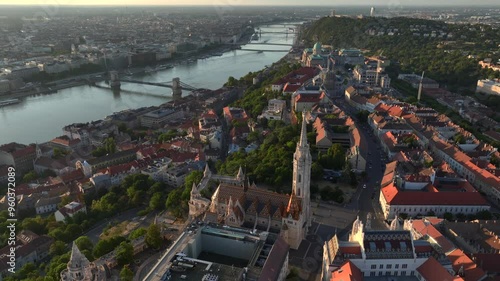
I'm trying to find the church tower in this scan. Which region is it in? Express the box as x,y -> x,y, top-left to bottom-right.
61,242 -> 95,281
293,112 -> 312,227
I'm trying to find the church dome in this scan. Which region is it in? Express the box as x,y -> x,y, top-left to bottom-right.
313,42 -> 322,54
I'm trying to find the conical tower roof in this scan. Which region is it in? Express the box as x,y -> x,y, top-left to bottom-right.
237,166 -> 244,180
69,242 -> 90,270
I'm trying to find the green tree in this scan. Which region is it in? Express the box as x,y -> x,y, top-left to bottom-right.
145,223 -> 162,249
319,143 -> 346,170
53,147 -> 66,159
49,241 -> 67,256
454,134 -> 466,144
165,189 -> 182,210
128,227 -> 147,240
21,216 -> 47,235
93,236 -> 125,258
181,170 -> 204,200
75,236 -> 94,255
149,192 -> 164,211
115,241 -> 133,266
311,162 -> 324,180
23,170 -> 38,183
120,265 -> 134,281
356,110 -> 370,123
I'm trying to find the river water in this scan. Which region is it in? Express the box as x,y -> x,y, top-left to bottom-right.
0,23 -> 297,145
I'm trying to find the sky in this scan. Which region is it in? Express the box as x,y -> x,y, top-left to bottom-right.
0,0 -> 499,5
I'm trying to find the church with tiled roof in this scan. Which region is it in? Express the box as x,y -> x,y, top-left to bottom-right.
189,112 -> 313,249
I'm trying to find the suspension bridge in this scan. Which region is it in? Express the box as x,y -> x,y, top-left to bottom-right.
98,71 -> 199,98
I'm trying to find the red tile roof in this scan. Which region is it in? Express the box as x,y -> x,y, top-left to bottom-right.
417,256 -> 462,281
387,106 -> 404,117
10,145 -> 36,159
374,103 -> 391,113
60,169 -> 85,183
258,236 -> 290,281
447,249 -> 487,281
338,245 -> 362,256
50,136 -> 81,147
381,183 -> 489,206
282,83 -> 301,93
296,93 -> 321,103
330,261 -> 363,281
411,219 -> 456,254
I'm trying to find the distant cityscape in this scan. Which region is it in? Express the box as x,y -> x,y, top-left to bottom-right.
0,4 -> 500,281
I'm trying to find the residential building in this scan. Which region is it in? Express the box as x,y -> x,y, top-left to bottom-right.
294,92 -> 330,112
0,143 -> 37,175
321,217 -> 444,281
348,127 -> 366,172
379,162 -> 490,220
35,196 -> 61,215
258,99 -> 287,120
0,232 -> 53,277
476,79 -> 500,96
55,201 -> 87,222
443,220 -> 500,254
76,149 -> 137,175
223,107 -> 249,124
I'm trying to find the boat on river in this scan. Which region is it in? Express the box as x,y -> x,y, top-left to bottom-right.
0,99 -> 20,107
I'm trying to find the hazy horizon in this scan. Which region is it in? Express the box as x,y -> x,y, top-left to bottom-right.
0,0 -> 499,7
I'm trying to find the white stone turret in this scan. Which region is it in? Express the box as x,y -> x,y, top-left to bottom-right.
190,182 -> 200,199
62,242 -> 94,281
293,111 -> 312,227
236,166 -> 244,181
390,217 -> 402,230
204,163 -> 212,178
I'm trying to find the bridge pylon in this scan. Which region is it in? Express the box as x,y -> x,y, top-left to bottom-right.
109,71 -> 121,90
172,77 -> 182,97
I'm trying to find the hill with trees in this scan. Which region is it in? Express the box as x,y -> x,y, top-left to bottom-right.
302,16 -> 500,92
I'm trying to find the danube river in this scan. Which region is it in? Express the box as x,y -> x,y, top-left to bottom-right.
0,23 -> 297,145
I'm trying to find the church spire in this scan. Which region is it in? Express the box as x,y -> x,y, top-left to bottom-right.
237,166 -> 244,181
204,163 -> 211,178
190,182 -> 199,199
68,242 -> 90,270
299,111 -> 309,148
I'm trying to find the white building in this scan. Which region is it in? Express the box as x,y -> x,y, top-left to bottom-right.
322,217 -> 439,281
55,201 -> 87,222
379,162 -> 490,220
141,157 -> 172,182
258,99 -> 287,121
476,79 -> 500,95
35,196 -> 61,215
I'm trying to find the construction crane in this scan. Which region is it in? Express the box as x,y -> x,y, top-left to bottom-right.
417,71 -> 425,102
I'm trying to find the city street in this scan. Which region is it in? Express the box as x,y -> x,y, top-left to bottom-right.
329,95 -> 388,230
